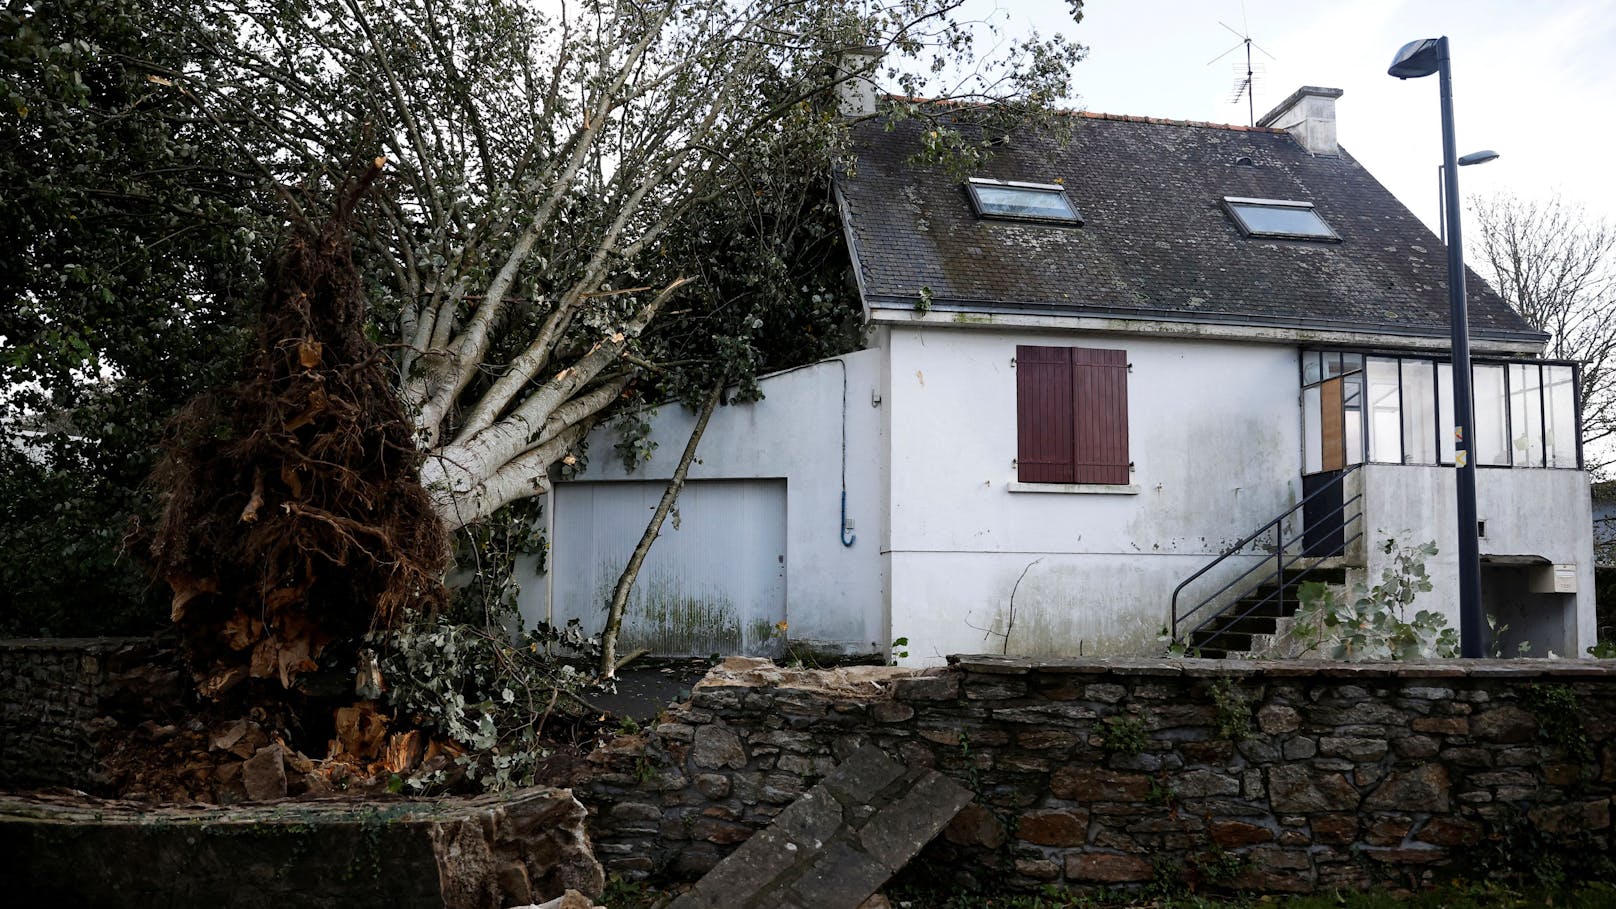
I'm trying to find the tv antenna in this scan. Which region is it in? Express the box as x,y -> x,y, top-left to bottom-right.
1208,18 -> 1276,126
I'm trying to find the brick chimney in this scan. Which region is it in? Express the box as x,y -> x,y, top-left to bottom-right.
1257,86 -> 1344,157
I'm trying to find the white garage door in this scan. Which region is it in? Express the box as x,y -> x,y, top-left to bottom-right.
549,479 -> 787,656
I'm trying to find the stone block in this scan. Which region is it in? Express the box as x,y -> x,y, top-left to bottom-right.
953,655 -> 1032,675
242,744 -> 287,802
692,724 -> 748,770
1050,767 -> 1150,802
889,674 -> 960,702
1015,809 -> 1089,847
1267,766 -> 1360,813
777,754 -> 838,777
1173,769 -> 1240,798
1017,728 -> 1082,751
1319,737 -> 1388,762
996,754 -> 1052,774
1543,763 -> 1581,786
1360,846 -> 1446,865
1210,819 -> 1273,848
690,816 -> 752,846
762,772 -> 809,804
1392,735 -> 1438,759
963,680 -> 1029,700
1528,799 -> 1611,835
1415,817 -> 1481,846
995,704 -> 1099,723
1411,716 -> 1468,736
1438,746 -> 1492,768
1013,858 -> 1061,881
694,773 -> 731,800
1470,706 -> 1538,743
1251,846 -> 1311,871
1141,704 -> 1216,731
1065,852 -> 1154,883
1084,683 -> 1128,704
609,802 -> 662,824
656,723 -> 695,743
1180,740 -> 1235,764
1282,737 -> 1318,760
871,702 -> 914,724
943,804 -> 1006,849
1363,816 -> 1412,846
1363,765 -> 1449,813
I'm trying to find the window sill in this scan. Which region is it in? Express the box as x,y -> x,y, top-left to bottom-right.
1008,482 -> 1141,495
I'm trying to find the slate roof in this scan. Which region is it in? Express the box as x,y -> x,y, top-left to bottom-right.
836,112 -> 1545,346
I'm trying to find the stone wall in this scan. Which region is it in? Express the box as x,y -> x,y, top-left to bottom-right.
584,656 -> 1616,895
0,636 -> 175,788
0,786 -> 603,908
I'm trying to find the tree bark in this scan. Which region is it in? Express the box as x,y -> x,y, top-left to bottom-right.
597,375 -> 726,678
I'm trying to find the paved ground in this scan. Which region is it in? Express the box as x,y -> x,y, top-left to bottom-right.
591,658 -> 715,721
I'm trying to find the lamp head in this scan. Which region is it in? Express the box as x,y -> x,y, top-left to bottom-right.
1458,150 -> 1500,166
1388,38 -> 1442,79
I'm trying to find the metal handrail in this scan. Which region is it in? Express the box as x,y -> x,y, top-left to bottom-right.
1179,492 -> 1364,639
1184,513 -> 1365,649
1170,464 -> 1363,645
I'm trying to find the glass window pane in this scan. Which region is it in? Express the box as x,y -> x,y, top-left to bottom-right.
1438,362 -> 1455,463
1324,352 -> 1344,378
1343,373 -> 1364,466
1401,360 -> 1438,465
1227,201 -> 1336,238
1367,358 -> 1402,463
1341,353 -> 1364,374
1303,385 -> 1322,474
1508,363 -> 1545,468
1545,365 -> 1579,468
1302,351 -> 1322,385
969,183 -> 1080,221
1474,365 -> 1509,466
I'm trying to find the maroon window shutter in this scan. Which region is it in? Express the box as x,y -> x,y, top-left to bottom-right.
1071,347 -> 1130,484
1016,345 -> 1074,483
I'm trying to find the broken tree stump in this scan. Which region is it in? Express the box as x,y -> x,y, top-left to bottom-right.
669,744 -> 972,909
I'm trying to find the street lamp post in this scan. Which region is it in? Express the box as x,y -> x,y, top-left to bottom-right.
1389,36 -> 1486,658
1438,150 -> 1499,244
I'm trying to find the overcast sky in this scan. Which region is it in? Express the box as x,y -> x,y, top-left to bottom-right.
956,0 -> 1616,239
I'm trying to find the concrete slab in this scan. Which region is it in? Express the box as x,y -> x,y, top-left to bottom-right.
668,745 -> 971,909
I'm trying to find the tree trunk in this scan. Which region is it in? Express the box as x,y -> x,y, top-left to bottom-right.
597,376 -> 726,678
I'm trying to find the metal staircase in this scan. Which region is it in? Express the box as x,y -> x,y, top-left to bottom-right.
1170,465 -> 1364,658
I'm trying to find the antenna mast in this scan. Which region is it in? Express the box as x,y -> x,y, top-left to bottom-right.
1208,18 -> 1275,127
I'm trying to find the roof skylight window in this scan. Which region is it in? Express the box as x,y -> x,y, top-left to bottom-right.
966,178 -> 1082,225
1224,197 -> 1338,241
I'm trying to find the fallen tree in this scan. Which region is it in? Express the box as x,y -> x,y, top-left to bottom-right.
147,160 -> 448,698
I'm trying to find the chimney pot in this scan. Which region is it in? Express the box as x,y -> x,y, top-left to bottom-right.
1257,86 -> 1344,156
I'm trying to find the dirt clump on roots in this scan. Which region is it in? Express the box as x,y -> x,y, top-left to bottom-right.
141,161 -> 447,771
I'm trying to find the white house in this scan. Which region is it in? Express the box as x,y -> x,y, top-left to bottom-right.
518,87 -> 1597,665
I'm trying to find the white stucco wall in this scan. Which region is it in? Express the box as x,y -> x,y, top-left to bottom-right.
1359,463 -> 1596,656
519,350 -> 886,656
881,325 -> 1305,665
